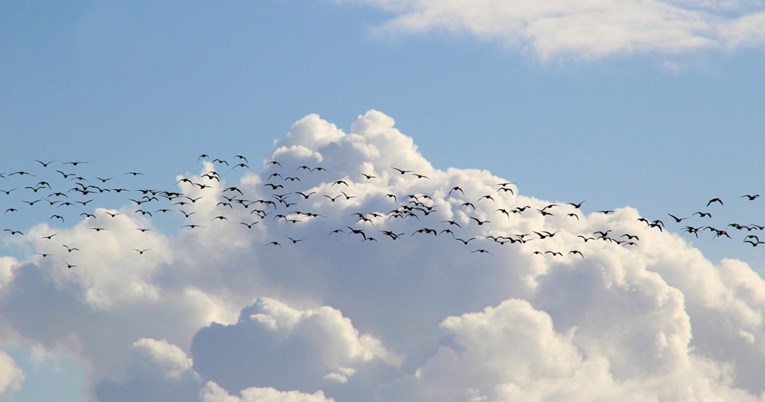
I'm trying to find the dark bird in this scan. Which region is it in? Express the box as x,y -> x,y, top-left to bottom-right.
471,249 -> 493,255
240,222 -> 258,229
36,159 -> 54,167
567,201 -> 585,209
569,250 -> 584,258
346,226 -> 367,240
741,194 -> 760,201
706,197 -> 723,207
296,191 -> 316,199
286,237 -> 303,244
324,194 -> 341,202
133,248 -> 149,255
65,262 -> 78,269
667,213 -> 688,223
64,161 -> 87,166
361,173 -> 376,179
454,237 -> 476,245
447,186 -> 464,196
693,211 -> 712,218
442,220 -> 462,228
332,180 -> 349,187
3,229 -> 23,236
478,195 -> 495,202
63,245 -> 79,252
392,167 -> 412,175
470,217 -> 490,225
42,233 -> 57,240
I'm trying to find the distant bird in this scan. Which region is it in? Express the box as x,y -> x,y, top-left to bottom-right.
569,250 -> 584,258
667,213 -> 688,223
454,237 -> 476,245
361,173 -> 376,179
62,245 -> 79,252
471,249 -> 493,255
296,191 -> 316,199
133,248 -> 149,255
36,159 -> 54,167
447,186 -> 464,196
741,194 -> 760,201
706,197 -> 723,207
469,217 -> 490,225
392,167 -> 412,175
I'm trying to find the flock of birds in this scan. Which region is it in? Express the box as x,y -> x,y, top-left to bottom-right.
1,154 -> 763,270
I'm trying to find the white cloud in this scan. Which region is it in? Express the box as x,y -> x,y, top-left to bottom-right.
191,297 -> 399,393
1,110 -> 765,401
338,0 -> 765,60
200,381 -> 335,402
0,350 -> 24,395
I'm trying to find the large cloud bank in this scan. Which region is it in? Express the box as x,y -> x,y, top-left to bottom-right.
341,0 -> 765,60
1,110 -> 765,401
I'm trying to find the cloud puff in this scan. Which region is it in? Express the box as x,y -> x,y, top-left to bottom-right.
340,0 -> 765,60
0,350 -> 24,396
1,110 -> 765,401
200,381 -> 334,402
191,297 -> 400,394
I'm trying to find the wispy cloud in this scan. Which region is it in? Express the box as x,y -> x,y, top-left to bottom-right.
339,0 -> 765,60
1,111 -> 765,400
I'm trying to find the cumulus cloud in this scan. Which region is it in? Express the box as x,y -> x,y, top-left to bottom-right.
1,110 -> 765,401
0,350 -> 24,395
338,0 -> 765,60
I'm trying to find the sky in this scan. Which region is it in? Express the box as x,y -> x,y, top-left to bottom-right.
1,1 -> 765,401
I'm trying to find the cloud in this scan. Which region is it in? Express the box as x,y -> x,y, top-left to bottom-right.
0,350 -> 24,395
200,381 -> 335,402
1,110 -> 765,401
191,297 -> 400,394
338,0 -> 765,60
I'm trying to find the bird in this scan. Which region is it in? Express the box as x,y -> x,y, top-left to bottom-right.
471,249 -> 493,255
296,191 -> 316,199
667,213 -> 687,223
706,197 -> 723,207
133,248 -> 149,255
741,194 -> 760,201
569,250 -> 584,258
392,167 -> 412,175
469,217 -> 490,225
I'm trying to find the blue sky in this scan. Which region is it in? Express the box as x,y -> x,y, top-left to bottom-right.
2,1 -> 765,401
